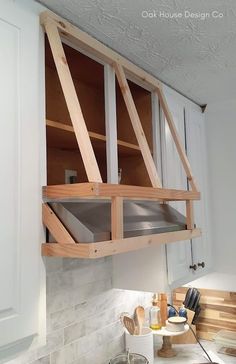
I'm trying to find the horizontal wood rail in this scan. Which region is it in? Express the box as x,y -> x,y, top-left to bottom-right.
42,228 -> 201,258
43,183 -> 200,201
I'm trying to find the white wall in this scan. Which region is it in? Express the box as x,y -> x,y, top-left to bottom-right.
205,99 -> 236,275
186,272 -> 236,292
112,245 -> 169,293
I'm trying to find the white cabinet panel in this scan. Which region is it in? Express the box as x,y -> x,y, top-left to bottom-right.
0,0 -> 45,348
161,90 -> 192,286
185,107 -> 210,272
163,87 -> 211,287
0,14 -> 20,318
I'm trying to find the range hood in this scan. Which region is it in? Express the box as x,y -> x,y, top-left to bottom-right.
49,200 -> 187,243
41,11 -> 201,258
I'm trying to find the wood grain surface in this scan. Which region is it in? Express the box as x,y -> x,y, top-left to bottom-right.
173,287 -> 236,341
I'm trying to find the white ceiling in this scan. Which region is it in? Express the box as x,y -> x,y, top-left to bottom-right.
38,0 -> 236,105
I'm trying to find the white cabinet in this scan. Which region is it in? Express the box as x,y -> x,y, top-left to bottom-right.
0,0 -> 45,351
161,89 -> 192,287
185,106 -> 211,273
162,87 -> 211,287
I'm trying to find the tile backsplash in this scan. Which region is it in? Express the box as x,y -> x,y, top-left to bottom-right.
4,257 -> 152,364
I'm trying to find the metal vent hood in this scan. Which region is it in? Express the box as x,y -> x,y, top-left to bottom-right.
49,200 -> 186,243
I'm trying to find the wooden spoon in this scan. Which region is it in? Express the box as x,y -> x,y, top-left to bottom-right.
134,306 -> 145,335
123,316 -> 135,335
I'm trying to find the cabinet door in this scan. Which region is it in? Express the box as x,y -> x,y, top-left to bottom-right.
0,0 -> 45,348
161,89 -> 192,287
185,106 -> 210,274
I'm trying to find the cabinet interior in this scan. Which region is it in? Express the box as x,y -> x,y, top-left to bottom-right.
45,38 -> 152,187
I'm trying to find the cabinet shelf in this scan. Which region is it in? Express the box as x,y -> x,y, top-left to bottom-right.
46,119 -> 141,156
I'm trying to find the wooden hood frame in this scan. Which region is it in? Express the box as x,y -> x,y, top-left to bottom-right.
41,11 -> 201,258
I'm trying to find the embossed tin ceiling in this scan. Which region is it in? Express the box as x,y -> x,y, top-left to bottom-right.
38,0 -> 236,105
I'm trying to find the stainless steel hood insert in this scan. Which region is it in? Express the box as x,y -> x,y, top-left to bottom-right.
49,200 -> 186,243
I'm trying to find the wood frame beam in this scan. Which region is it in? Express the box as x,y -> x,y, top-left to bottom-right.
43,183 -> 200,201
156,88 -> 198,192
43,21 -> 102,183
114,62 -> 162,188
42,203 -> 76,244
40,11 -> 162,92
111,197 -> 123,239
42,228 -> 201,258
186,200 -> 195,230
151,91 -> 162,176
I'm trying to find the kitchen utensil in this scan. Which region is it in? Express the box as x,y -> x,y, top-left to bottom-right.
126,328 -> 153,364
192,303 -> 201,325
184,288 -> 200,310
183,287 -> 194,308
120,312 -> 131,330
183,288 -> 201,324
123,316 -> 135,335
109,351 -> 149,364
134,306 -> 145,335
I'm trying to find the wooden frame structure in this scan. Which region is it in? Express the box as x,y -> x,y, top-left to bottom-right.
41,11 -> 201,258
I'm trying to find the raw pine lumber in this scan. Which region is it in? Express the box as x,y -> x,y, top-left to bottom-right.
42,203 -> 76,244
40,11 -> 162,91
42,242 -> 90,258
111,197 -> 123,239
43,183 -> 201,201
151,92 -> 162,172
186,200 -> 194,229
42,228 -> 201,258
156,88 -> 198,192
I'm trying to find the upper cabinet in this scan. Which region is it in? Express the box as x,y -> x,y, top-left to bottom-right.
0,0 -> 45,350
185,105 -> 212,273
162,88 -> 212,287
161,89 -> 193,287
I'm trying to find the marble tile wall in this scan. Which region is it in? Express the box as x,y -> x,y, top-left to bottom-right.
3,257 -> 152,364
